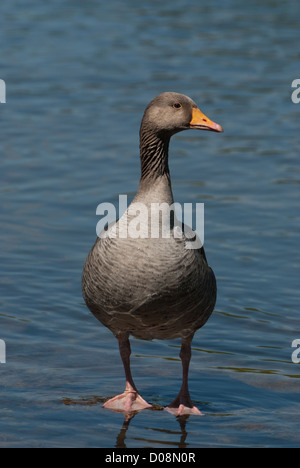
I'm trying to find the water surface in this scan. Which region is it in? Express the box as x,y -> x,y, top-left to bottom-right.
0,0 -> 299,448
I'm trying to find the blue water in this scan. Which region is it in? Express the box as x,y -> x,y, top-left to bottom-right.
0,0 -> 300,448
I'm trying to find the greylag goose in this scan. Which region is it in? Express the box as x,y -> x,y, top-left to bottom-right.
82,92 -> 223,416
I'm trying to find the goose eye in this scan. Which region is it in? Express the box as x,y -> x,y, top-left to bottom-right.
173,103 -> 182,109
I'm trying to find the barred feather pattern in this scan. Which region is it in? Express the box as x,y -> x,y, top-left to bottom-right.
139,131 -> 170,181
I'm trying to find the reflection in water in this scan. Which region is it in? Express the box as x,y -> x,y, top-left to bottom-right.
115,412 -> 190,449
131,415 -> 190,449
115,414 -> 132,449
62,397 -> 190,448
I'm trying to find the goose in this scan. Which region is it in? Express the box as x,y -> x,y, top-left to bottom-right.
82,92 -> 223,416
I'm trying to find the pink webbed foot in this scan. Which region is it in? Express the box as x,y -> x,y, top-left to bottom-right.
103,390 -> 152,413
165,403 -> 203,416
164,395 -> 203,416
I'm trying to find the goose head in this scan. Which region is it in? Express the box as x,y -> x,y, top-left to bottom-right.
140,92 -> 223,137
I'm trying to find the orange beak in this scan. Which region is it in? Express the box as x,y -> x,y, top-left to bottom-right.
189,107 -> 223,133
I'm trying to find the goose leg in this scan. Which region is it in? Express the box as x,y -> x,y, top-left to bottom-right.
165,337 -> 202,416
103,334 -> 152,412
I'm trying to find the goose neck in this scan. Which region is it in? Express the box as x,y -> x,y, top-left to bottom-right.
139,130 -> 170,182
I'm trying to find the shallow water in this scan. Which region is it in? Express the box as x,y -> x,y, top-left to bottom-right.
0,0 -> 300,448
